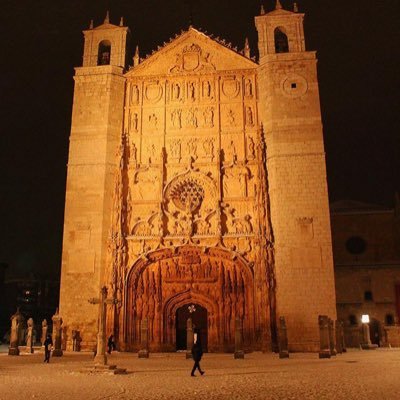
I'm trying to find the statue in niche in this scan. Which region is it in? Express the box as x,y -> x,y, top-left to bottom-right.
245,79 -> 253,97
147,144 -> 157,164
131,143 -> 138,165
149,113 -> 158,128
246,107 -> 254,126
202,138 -> 214,160
247,137 -> 255,159
132,113 -> 139,132
195,218 -> 211,235
227,109 -> 236,126
226,140 -> 237,163
186,108 -> 198,128
188,82 -> 196,101
131,84 -> 139,104
136,169 -> 159,199
170,139 -> 181,159
203,107 -> 214,128
171,109 -> 182,129
172,82 -> 181,100
233,215 -> 252,234
203,80 -> 212,98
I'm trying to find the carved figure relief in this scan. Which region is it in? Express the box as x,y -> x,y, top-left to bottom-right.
247,137 -> 255,160
203,107 -> 214,128
145,82 -> 163,103
186,108 -> 198,128
202,138 -> 215,160
169,139 -> 182,160
131,112 -> 139,132
227,109 -> 236,126
187,138 -> 198,158
223,165 -> 250,198
171,109 -> 182,129
149,113 -> 158,128
246,106 -> 254,127
172,82 -> 181,101
203,80 -> 212,98
244,79 -> 253,97
188,82 -> 196,101
133,168 -> 160,200
225,140 -> 237,163
130,84 -> 140,105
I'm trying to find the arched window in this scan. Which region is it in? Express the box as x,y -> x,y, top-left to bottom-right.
385,314 -> 394,325
98,40 -> 111,65
349,315 -> 357,326
274,27 -> 289,53
364,291 -> 373,301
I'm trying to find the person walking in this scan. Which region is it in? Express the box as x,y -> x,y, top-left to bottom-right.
44,334 -> 53,363
191,335 -> 205,377
107,334 -> 115,354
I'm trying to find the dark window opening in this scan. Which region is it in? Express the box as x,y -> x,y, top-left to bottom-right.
385,314 -> 394,325
291,83 -> 297,89
274,27 -> 289,53
364,291 -> 373,301
346,236 -> 367,255
98,40 -> 111,65
349,315 -> 357,325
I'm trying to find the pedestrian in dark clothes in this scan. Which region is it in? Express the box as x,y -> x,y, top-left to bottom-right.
44,334 -> 53,363
107,334 -> 116,354
191,336 -> 205,376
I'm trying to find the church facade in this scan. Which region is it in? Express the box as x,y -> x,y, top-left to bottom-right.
59,3 -> 337,352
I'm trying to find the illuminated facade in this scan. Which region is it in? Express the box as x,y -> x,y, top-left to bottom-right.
59,3 -> 336,352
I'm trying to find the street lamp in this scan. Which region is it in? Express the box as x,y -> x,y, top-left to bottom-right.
360,313 -> 377,350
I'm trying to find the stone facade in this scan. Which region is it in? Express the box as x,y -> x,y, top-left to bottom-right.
59,4 -> 336,352
331,199 -> 400,347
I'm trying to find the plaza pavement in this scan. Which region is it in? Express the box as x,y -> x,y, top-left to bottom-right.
0,347 -> 399,399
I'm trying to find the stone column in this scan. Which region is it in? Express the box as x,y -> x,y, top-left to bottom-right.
52,308 -> 63,357
8,308 -> 24,356
335,320 -> 343,354
41,319 -> 48,347
26,318 -> 34,354
278,316 -> 289,359
318,315 -> 331,359
234,317 -> 245,359
94,288 -> 107,364
138,319 -> 149,358
328,318 -> 337,356
186,318 -> 193,359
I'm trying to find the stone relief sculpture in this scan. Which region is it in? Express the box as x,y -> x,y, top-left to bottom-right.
186,108 -> 198,128
245,79 -> 253,97
203,80 -> 212,98
227,109 -> 236,126
247,137 -> 255,160
203,107 -> 214,128
172,82 -> 181,100
130,84 -> 140,105
202,138 -> 215,160
149,113 -> 158,128
169,43 -> 216,73
171,109 -> 182,129
169,139 -> 182,160
246,106 -> 254,126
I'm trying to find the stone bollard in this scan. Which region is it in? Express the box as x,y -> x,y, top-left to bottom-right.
278,316 -> 289,359
318,315 -> 331,359
186,318 -> 194,359
26,318 -> 34,354
328,318 -> 337,356
335,320 -> 343,354
52,308 -> 63,357
8,308 -> 24,356
138,318 -> 149,358
340,322 -> 347,352
41,319 -> 48,347
234,317 -> 244,359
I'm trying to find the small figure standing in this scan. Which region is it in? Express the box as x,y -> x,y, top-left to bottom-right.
44,334 -> 53,363
190,336 -> 205,377
107,334 -> 116,354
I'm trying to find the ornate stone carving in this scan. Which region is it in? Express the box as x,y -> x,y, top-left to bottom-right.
169,139 -> 182,160
244,79 -> 253,97
145,82 -> 163,103
171,109 -> 182,129
246,106 -> 254,127
222,77 -> 240,98
186,108 -> 198,128
169,43 -> 216,73
130,84 -> 140,105
203,107 -> 214,128
247,137 -> 255,160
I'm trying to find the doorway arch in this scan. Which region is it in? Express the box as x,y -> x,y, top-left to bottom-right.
176,303 -> 208,351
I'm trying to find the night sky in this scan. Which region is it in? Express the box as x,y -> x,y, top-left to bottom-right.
1,0 -> 399,279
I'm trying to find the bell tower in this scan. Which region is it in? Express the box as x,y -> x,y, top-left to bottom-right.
59,12 -> 129,349
256,1 -> 337,351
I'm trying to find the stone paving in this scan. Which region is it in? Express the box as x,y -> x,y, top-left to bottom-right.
0,348 -> 399,400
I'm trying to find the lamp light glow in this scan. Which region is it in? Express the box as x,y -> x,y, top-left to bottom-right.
361,314 -> 370,323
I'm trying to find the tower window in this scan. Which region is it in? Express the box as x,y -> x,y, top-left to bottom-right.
385,314 -> 394,325
98,40 -> 111,65
364,291 -> 373,301
349,315 -> 357,326
274,27 -> 289,53
291,83 -> 297,89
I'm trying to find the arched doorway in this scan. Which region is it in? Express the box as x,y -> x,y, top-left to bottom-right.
176,303 -> 208,351
370,319 -> 381,346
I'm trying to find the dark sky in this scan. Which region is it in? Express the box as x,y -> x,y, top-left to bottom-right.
1,0 -> 399,278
